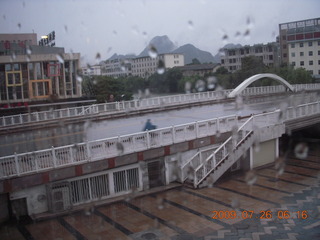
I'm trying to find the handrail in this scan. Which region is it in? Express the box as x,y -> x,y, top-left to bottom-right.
2,83 -> 319,127
1,99 -> 320,180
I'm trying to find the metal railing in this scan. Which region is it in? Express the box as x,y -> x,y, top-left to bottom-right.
181,101 -> 320,187
2,83 -> 320,127
0,115 -> 239,179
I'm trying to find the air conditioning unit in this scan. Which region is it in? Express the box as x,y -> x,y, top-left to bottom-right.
47,182 -> 72,212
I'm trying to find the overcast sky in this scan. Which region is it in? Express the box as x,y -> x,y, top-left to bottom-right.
0,0 -> 319,65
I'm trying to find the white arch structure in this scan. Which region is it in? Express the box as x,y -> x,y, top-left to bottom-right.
228,73 -> 295,98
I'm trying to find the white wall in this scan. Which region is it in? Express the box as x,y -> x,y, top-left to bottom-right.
10,185 -> 48,215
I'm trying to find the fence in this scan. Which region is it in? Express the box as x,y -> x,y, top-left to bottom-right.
2,83 -> 320,127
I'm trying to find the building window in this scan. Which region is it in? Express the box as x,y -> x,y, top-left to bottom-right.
309,60 -> 313,65
300,52 -> 304,56
300,61 -> 304,66
283,44 -> 287,49
318,50 -> 320,55
291,43 -> 295,48
292,61 -> 296,66
300,43 -> 304,47
291,52 -> 295,57
308,42 -> 313,47
318,60 -> 320,65
282,35 -> 286,40
283,53 -> 287,58
309,51 -> 313,56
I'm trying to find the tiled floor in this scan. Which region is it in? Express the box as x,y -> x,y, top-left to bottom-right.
1,150 -> 319,240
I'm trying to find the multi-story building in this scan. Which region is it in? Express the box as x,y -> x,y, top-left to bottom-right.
81,64 -> 102,76
0,33 -> 82,107
102,58 -> 133,78
131,53 -> 184,78
279,17 -> 320,79
220,42 -> 279,72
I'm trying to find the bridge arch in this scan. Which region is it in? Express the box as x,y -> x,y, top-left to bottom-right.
228,73 -> 295,98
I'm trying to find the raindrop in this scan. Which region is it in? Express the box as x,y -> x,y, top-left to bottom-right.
22,1 -> 26,8
235,31 -> 241,39
120,61 -> 126,71
294,142 -> 308,159
157,60 -> 165,74
76,75 -> 83,83
244,29 -> 250,39
253,134 -> 260,152
116,142 -> 124,155
64,25 -> 68,33
26,46 -> 32,55
218,48 -> 225,57
156,197 -> 164,210
17,23 -> 21,29
274,157 -> 285,176
195,79 -> 205,92
113,30 -> 117,35
96,52 -> 101,61
148,45 -> 158,58
231,198 -> 240,209
188,20 -> 194,30
56,53 -> 64,64
3,14 -> 6,20
131,25 -> 139,35
244,170 -> 257,185
142,31 -> 148,38
187,165 -> 194,180
145,88 -> 150,98
222,34 -> 228,42
235,95 -> 243,110
207,76 -> 216,90
11,52 -> 17,61
185,81 -> 191,93
107,47 -> 112,53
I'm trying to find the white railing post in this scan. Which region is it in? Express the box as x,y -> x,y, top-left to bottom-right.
70,146 -> 74,163
11,116 -> 14,125
19,114 -> 23,124
2,116 -> 5,126
146,131 -> 151,149
52,146 -> 57,168
14,152 -> 20,176
196,121 -> 199,138
86,141 -> 91,161
36,112 -> 39,122
67,108 -> 70,117
172,126 -> 176,143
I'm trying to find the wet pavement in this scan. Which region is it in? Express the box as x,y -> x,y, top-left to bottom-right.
0,145 -> 319,240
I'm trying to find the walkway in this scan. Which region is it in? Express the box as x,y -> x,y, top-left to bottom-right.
1,142 -> 319,240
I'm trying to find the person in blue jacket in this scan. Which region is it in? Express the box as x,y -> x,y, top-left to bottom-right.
143,119 -> 157,131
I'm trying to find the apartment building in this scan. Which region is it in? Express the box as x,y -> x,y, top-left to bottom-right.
0,33 -> 82,107
131,53 -> 184,78
220,42 -> 279,72
102,57 -> 133,78
279,18 -> 320,78
81,64 -> 102,76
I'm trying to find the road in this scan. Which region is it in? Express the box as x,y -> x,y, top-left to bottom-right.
0,92 -> 317,157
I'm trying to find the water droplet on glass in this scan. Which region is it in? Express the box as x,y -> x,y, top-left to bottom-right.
188,20 -> 194,30
56,53 -> 64,64
76,75 -> 83,82
96,52 -> 101,60
26,46 -> 32,55
207,76 -> 216,90
64,25 -> 68,33
195,79 -> 205,92
113,30 -> 117,35
294,142 -> 308,159
274,157 -> 285,176
3,14 -> 6,20
218,48 -> 225,57
235,31 -> 241,39
231,198 -> 240,209
157,60 -> 165,74
17,23 -> 21,29
245,170 -> 257,185
222,34 -> 228,43
148,45 -> 158,58
235,95 -> 243,110
244,29 -> 250,39
253,136 -> 260,152
185,81 -> 191,93
142,31 -> 148,38
11,52 -> 16,61
107,47 -> 112,53
116,142 -> 124,155
120,61 -> 126,71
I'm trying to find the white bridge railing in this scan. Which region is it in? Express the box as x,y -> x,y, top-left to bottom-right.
1,99 -> 320,180
2,83 -> 320,127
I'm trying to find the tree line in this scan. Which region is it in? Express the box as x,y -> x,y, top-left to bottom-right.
82,56 -> 315,103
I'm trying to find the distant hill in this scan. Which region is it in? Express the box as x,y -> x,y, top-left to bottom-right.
138,35 -> 177,57
172,44 -> 217,64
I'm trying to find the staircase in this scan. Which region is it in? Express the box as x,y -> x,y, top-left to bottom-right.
180,116 -> 256,188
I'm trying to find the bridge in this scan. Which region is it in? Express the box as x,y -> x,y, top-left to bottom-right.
1,74 -> 320,220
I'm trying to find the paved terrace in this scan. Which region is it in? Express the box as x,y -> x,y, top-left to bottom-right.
0,141 -> 319,240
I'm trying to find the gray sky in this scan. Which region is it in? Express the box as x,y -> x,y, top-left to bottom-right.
1,0 -> 319,65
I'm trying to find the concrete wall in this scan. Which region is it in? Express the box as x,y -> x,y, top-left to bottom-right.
10,185 -> 48,216
251,139 -> 277,169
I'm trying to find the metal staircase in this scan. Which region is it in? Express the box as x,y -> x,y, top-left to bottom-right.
180,115 -> 258,188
